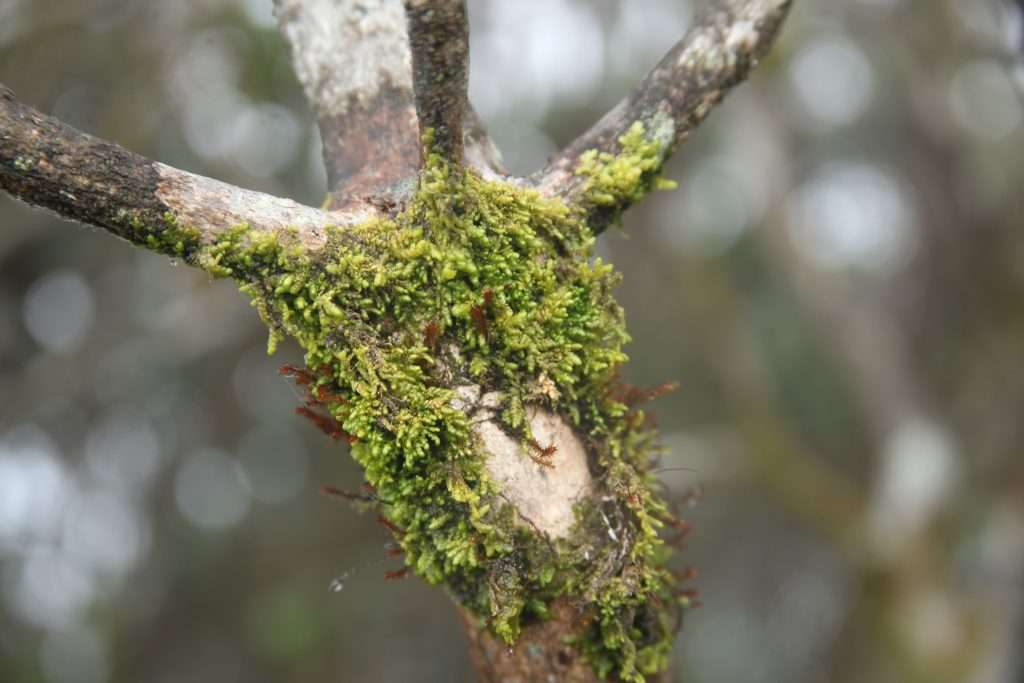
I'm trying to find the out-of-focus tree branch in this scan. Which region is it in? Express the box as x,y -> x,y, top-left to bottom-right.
675,259 -> 870,560
535,0 -> 792,232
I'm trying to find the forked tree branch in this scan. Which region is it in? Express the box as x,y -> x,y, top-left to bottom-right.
1,5 -> 795,681
274,0 -> 501,199
0,85 -> 361,256
404,0 -> 470,165
273,0 -> 421,199
535,0 -> 792,230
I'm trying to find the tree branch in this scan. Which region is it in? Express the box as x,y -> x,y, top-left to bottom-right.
274,0 -> 498,199
463,106 -> 506,178
404,0 -> 470,165
274,0 -> 421,199
0,85 -> 364,258
535,0 -> 792,230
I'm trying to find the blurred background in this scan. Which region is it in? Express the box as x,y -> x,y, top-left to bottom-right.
1,0 -> 1023,681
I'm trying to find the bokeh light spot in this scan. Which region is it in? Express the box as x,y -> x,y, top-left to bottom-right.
174,448 -> 251,531
22,270 -> 95,354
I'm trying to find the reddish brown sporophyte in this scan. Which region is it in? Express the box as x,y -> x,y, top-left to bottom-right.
320,484 -> 350,500
423,320 -> 441,350
281,362 -> 351,407
314,384 -> 346,405
295,406 -> 357,443
320,485 -> 375,503
376,514 -> 405,537
664,516 -> 692,547
607,373 -> 679,407
527,438 -> 557,468
468,288 -> 496,340
384,567 -> 410,581
278,363 -> 314,385
469,304 -> 488,339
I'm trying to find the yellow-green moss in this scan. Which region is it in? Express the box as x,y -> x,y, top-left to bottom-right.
147,132 -> 685,682
121,211 -> 201,258
575,119 -> 677,227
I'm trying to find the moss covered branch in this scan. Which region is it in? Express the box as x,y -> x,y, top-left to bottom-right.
0,84 -> 366,260
535,0 -> 793,233
211,142 -> 690,681
2,1 -> 795,678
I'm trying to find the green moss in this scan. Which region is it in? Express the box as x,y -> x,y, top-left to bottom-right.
161,131 -> 686,681
575,119 -> 677,226
122,210 -> 203,259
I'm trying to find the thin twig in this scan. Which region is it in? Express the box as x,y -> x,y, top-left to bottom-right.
404,0 -> 470,165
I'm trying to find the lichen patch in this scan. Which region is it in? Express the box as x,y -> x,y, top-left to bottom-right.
472,397 -> 593,539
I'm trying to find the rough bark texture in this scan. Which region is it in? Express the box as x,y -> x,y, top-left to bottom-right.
0,85 -> 363,252
404,0 -> 470,164
0,86 -> 166,237
535,0 -> 792,232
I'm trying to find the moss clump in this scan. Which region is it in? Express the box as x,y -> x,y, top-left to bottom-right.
576,120 -> 677,227
164,127 -> 686,681
122,210 -> 203,260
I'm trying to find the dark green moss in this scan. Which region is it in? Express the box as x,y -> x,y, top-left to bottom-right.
124,211 -> 203,260
163,128 -> 686,682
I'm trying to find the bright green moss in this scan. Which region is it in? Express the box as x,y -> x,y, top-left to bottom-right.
575,120 -> 677,226
163,132 -> 685,682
